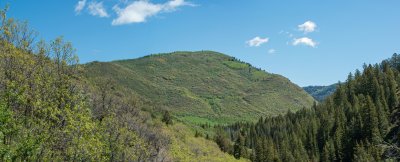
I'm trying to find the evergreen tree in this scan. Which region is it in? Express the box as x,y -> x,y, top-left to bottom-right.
254,138 -> 265,162
233,134 -> 243,159
353,143 -> 373,162
162,110 -> 173,125
364,96 -> 382,143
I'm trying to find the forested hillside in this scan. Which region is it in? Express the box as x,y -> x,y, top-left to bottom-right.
218,54 -> 400,161
303,84 -> 337,102
84,51 -> 314,124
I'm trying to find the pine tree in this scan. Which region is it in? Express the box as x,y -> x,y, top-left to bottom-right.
364,96 -> 382,143
385,65 -> 399,112
254,138 -> 265,162
233,135 -> 243,159
353,143 -> 373,162
162,110 -> 173,125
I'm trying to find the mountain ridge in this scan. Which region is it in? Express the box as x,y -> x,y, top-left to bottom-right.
303,84 -> 338,101
83,51 -> 315,124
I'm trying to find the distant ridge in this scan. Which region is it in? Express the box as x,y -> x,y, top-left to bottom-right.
303,84 -> 338,101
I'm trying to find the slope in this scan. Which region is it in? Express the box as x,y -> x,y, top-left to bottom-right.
303,84 -> 337,102
83,51 -> 314,124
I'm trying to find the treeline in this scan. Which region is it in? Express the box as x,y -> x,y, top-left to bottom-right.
0,7 -> 169,161
216,54 -> 400,161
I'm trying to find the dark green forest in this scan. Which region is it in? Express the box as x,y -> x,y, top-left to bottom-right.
216,55 -> 400,161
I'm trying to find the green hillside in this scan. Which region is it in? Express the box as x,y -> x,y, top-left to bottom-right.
83,51 -> 314,124
303,84 -> 337,101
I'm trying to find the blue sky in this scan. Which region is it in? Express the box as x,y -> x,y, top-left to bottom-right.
2,0 -> 400,86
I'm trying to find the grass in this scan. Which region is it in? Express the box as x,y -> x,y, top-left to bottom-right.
83,51 -> 315,125
178,116 -> 218,126
222,60 -> 249,70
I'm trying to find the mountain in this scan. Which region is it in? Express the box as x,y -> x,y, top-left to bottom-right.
303,84 -> 337,101
83,51 -> 315,124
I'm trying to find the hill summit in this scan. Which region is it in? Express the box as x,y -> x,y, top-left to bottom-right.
84,51 -> 314,124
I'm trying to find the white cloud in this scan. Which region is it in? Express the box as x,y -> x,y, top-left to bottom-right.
246,36 -> 269,47
292,37 -> 317,47
268,49 -> 276,54
298,21 -> 317,33
112,0 -> 191,25
88,1 -> 109,18
112,1 -> 162,25
75,0 -> 87,14
164,0 -> 192,11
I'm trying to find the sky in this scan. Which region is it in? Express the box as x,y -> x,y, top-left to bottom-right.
1,0 -> 400,86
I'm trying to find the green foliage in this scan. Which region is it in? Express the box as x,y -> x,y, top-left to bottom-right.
223,60 -> 249,70
0,9 -> 160,161
233,133 -> 246,159
215,130 -> 232,153
0,101 -> 16,160
164,123 -> 249,162
83,51 -> 314,124
353,142 -> 377,162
